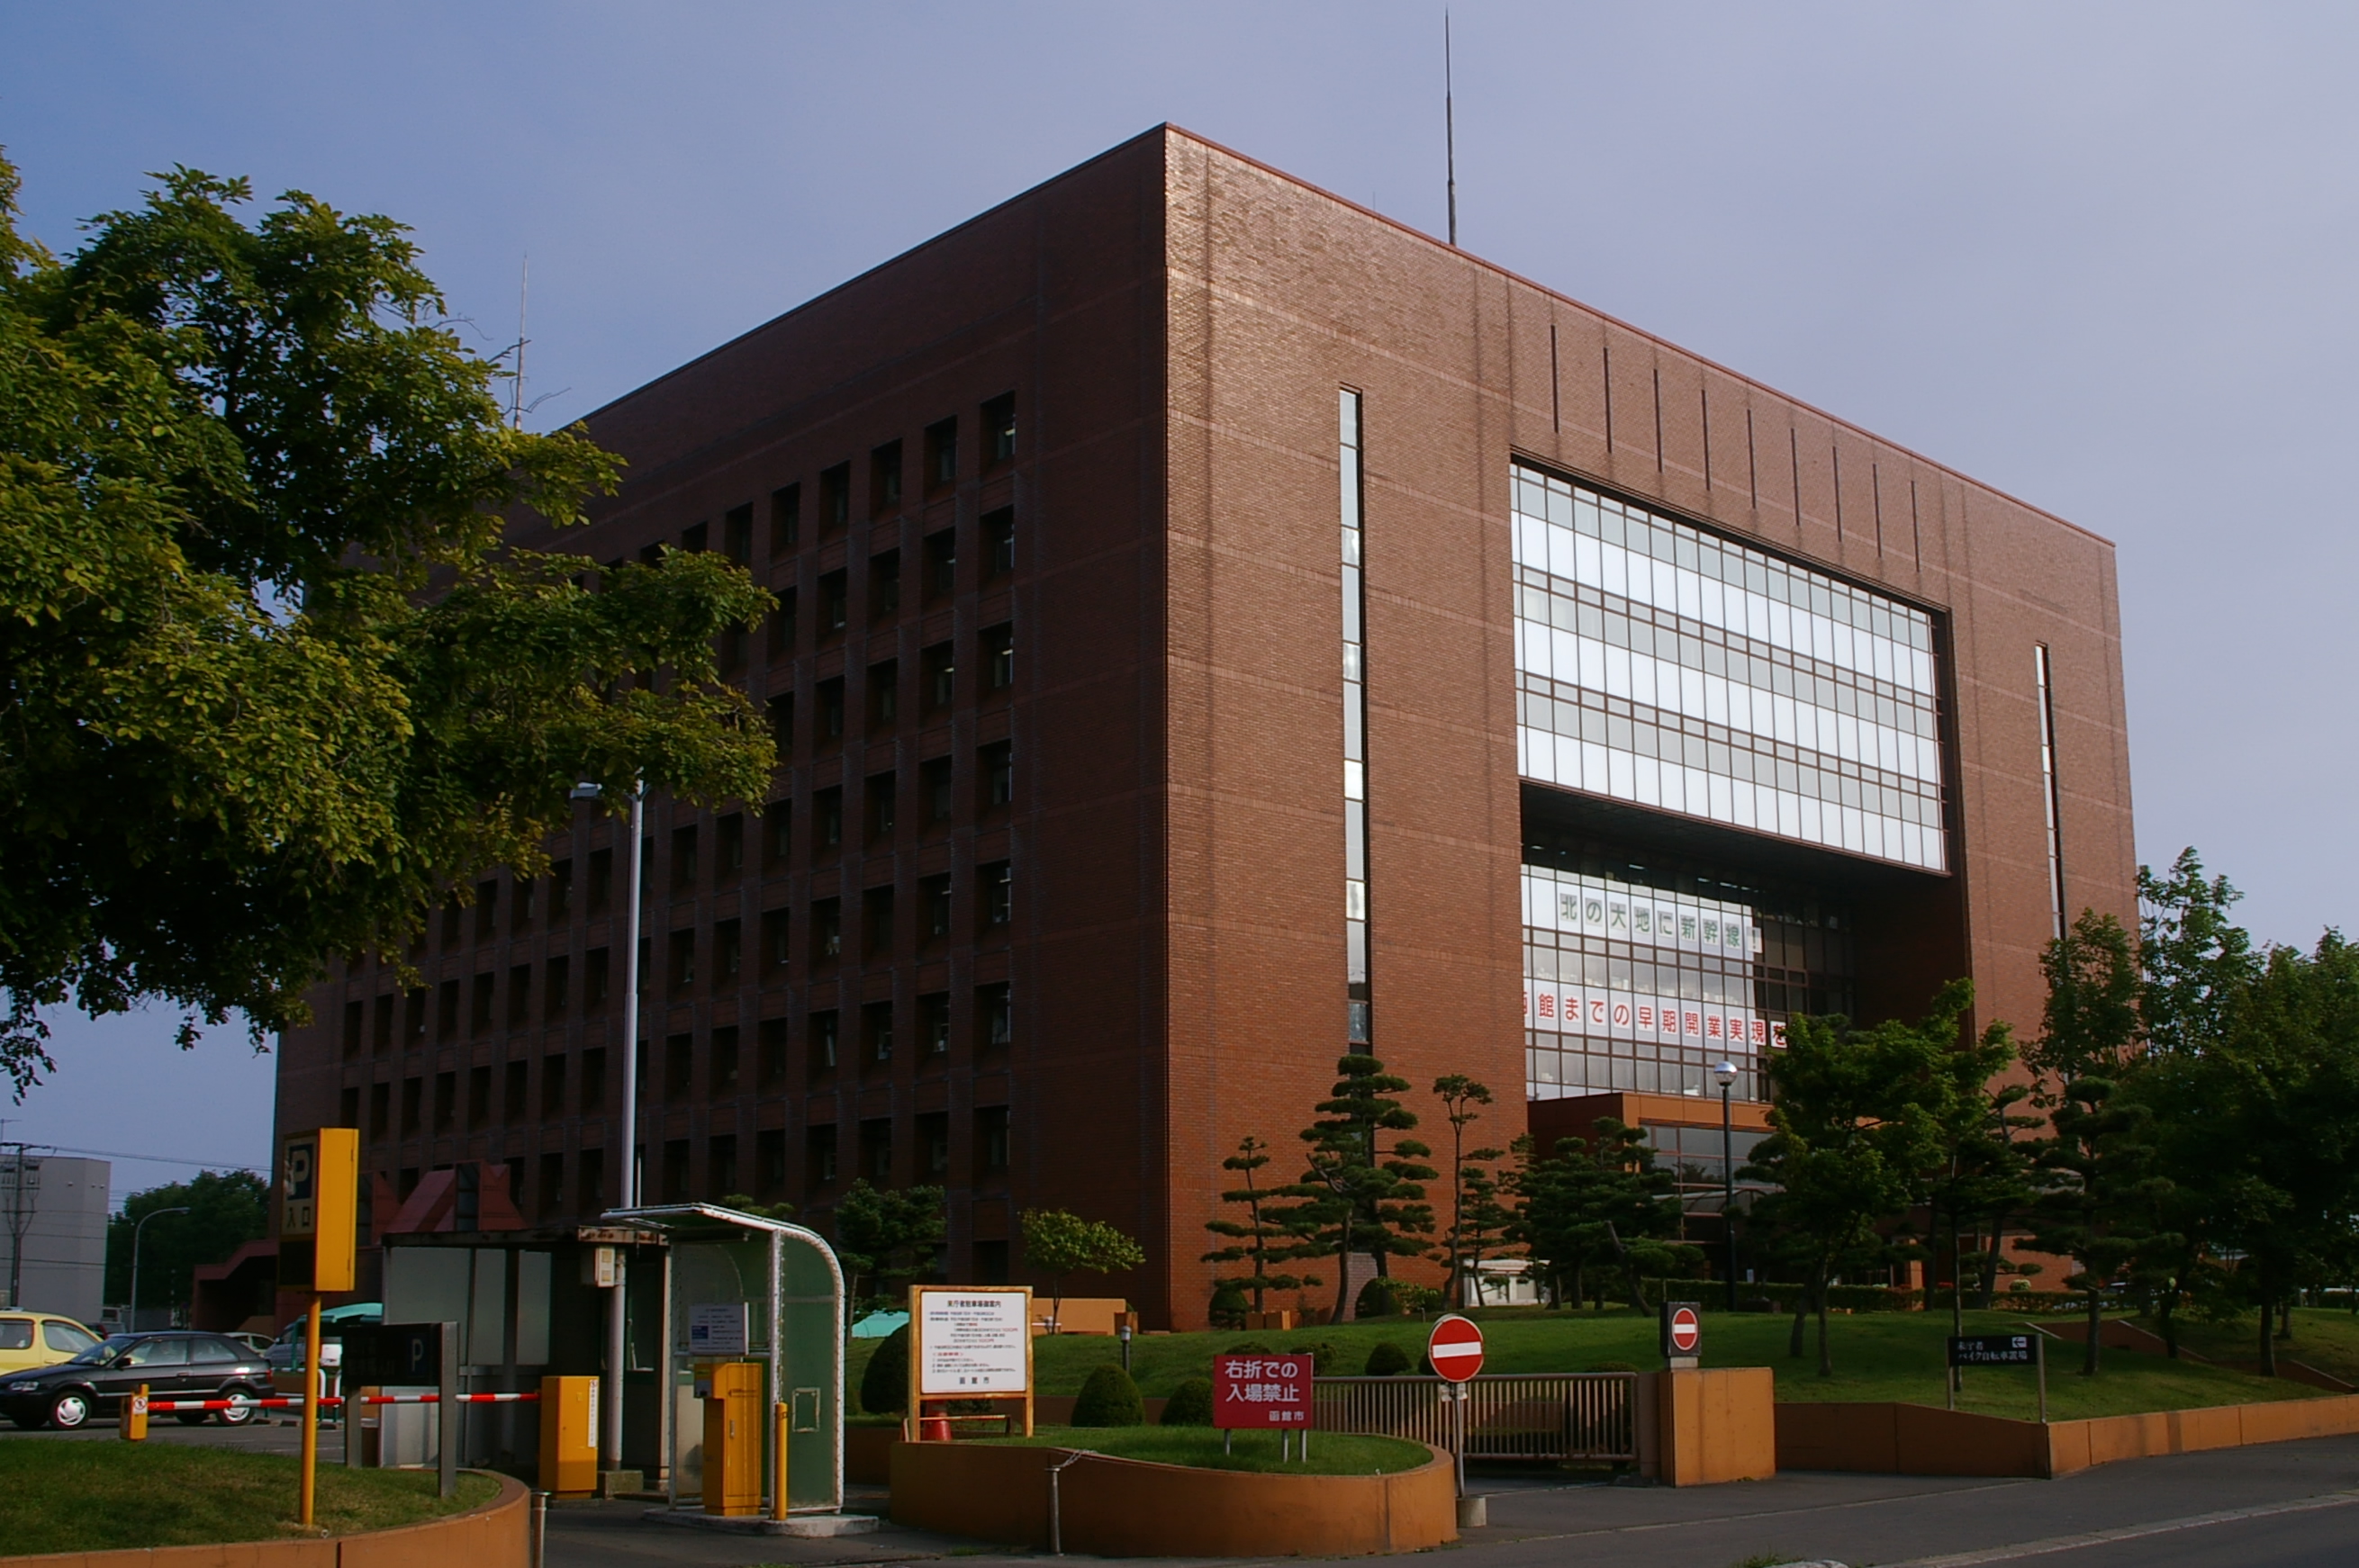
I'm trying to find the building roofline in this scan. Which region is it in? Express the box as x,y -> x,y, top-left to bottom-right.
580,122 -> 2111,553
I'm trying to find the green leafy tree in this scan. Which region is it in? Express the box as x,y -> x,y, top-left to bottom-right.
1283,1054 -> 1436,1324
2023,914 -> 2174,1376
104,1169 -> 269,1320
1511,1121 -> 1676,1312
833,1181 -> 945,1311
1019,1208 -> 1144,1329
0,156 -> 773,1092
1746,983 -> 1969,1375
1202,1134 -> 1316,1314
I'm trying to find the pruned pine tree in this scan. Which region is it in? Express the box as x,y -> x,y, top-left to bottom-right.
1202,1134 -> 1317,1314
1511,1120 -> 1676,1312
1286,1053 -> 1436,1324
1431,1075 -> 1496,1306
1746,982 -> 1968,1376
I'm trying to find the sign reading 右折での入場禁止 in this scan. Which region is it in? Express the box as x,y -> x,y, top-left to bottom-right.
1214,1352 -> 1313,1428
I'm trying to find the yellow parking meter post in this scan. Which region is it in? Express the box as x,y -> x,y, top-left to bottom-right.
123,1383 -> 149,1441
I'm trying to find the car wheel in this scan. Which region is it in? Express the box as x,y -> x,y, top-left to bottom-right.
215,1389 -> 258,1426
49,1392 -> 91,1430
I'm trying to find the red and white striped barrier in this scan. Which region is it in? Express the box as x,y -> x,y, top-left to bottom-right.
140,1392 -> 541,1413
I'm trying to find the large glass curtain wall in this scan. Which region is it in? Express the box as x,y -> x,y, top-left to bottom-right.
1511,465 -> 1947,872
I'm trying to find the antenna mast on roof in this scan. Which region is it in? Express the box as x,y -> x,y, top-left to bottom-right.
1445,11 -> 1459,247
510,255 -> 529,430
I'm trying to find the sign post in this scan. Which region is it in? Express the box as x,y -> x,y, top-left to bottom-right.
1214,1349 -> 1314,1461
279,1128 -> 357,1530
1947,1332 -> 2046,1422
908,1286 -> 1034,1438
1425,1314 -> 1485,1499
1659,1301 -> 1703,1370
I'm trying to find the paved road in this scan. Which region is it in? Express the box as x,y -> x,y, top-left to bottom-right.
13,1417 -> 2353,1566
541,1435 -> 2359,1568
0,1412 -> 320,1455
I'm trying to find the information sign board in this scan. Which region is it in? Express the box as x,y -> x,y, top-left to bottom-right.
913,1287 -> 1033,1397
1948,1333 -> 2038,1367
689,1302 -> 749,1356
1214,1351 -> 1313,1428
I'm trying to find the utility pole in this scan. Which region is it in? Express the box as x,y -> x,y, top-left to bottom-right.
1,1141 -> 33,1311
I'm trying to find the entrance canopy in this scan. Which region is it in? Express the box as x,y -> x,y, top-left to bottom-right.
601,1203 -> 845,1514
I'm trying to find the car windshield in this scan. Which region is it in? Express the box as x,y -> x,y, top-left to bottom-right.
65,1334 -> 138,1366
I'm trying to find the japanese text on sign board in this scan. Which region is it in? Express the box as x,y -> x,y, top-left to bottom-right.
1214,1354 -> 1313,1428
1948,1333 -> 2038,1367
917,1289 -> 1031,1396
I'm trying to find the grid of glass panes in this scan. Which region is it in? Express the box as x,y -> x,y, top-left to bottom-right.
1523,862 -> 1854,1103
1511,466 -> 1947,871
1341,391 -> 1372,1042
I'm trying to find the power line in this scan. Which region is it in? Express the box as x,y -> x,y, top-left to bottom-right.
11,1144 -> 267,1175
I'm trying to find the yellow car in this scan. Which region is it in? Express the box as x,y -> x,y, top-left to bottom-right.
0,1313 -> 104,1377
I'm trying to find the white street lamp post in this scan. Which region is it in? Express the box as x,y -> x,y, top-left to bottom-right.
1713,1061 -> 1739,1311
129,1205 -> 190,1332
572,778 -> 643,1478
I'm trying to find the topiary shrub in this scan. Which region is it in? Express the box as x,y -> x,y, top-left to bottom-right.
1161,1376 -> 1215,1425
1209,1280 -> 1250,1329
1071,1363 -> 1145,1427
860,1325 -> 909,1414
1355,1278 -> 1398,1318
1286,1339 -> 1342,1375
1363,1341 -> 1413,1376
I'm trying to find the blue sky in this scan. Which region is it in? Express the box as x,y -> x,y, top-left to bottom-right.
6,2 -> 2355,1194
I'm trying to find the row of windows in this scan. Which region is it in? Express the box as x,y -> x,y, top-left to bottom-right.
386,749 -> 1017,969
646,393 -> 1017,576
361,1103 -> 1016,1225
1511,466 -> 1948,873
340,985 -> 1014,1134
343,869 -> 1013,1051
758,628 -> 1014,755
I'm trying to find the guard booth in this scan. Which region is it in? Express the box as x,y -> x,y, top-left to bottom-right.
603,1204 -> 845,1517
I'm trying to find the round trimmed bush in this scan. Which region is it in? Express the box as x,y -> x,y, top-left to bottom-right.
1363,1341 -> 1413,1376
1071,1363 -> 1145,1427
1287,1338 -> 1342,1374
1355,1278 -> 1398,1318
1161,1375 -> 1215,1425
860,1325 -> 909,1415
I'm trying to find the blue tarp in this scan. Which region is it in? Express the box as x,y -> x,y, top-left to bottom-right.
849,1310 -> 909,1339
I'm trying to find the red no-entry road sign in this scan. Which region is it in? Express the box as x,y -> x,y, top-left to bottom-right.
1426,1314 -> 1485,1383
1666,1303 -> 1702,1355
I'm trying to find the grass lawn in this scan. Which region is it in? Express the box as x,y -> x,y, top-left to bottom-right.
2128,1307 -> 2359,1384
0,1441 -> 500,1555
849,1304 -> 2338,1425
972,1424 -> 1433,1476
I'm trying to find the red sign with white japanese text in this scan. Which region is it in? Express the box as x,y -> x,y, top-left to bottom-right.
1213,1352 -> 1314,1428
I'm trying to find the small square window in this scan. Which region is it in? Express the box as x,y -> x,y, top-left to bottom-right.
808,1122 -> 838,1185
921,642 -> 954,710
711,1025 -> 740,1094
717,813 -> 745,873
978,981 -> 1012,1050
871,440 -> 903,515
770,483 -> 800,554
819,570 -> 848,634
920,991 -> 951,1055
816,786 -> 843,848
870,551 -> 900,621
868,660 -> 899,729
820,464 -> 851,533
922,757 -> 954,825
680,520 -> 709,554
925,417 -> 958,490
671,824 -> 699,892
982,393 -> 1015,466
863,999 -> 894,1063
668,929 -> 697,995
810,1011 -> 840,1075
976,1104 -> 1010,1174
724,503 -> 753,564
812,898 -> 842,964
981,860 -> 1012,927
761,908 -> 791,975
981,740 -> 1013,808
981,623 -> 1013,690
864,885 -> 896,957
712,917 -> 742,989
767,690 -> 794,756
924,530 -> 955,599
921,874 -> 952,942
866,771 -> 898,843
818,677 -> 845,740
759,1018 -> 789,1085
983,507 -> 1014,578
764,800 -> 792,868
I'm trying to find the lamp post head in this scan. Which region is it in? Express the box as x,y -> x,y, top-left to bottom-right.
1713,1061 -> 1738,1089
569,781 -> 602,801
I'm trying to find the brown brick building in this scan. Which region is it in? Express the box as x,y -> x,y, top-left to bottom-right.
272,126 -> 2136,1327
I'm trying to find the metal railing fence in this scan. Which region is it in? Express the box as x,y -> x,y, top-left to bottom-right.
1312,1372 -> 1638,1463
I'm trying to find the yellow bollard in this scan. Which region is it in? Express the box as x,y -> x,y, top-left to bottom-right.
122,1383 -> 149,1441
772,1401 -> 790,1521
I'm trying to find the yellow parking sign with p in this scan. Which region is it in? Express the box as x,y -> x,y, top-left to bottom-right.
279,1128 -> 357,1292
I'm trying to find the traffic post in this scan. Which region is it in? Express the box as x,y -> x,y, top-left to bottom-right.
279,1127 -> 357,1530
1424,1314 -> 1485,1511
1660,1301 -> 1703,1370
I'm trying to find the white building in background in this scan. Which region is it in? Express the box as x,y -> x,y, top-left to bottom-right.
0,1155 -> 111,1326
